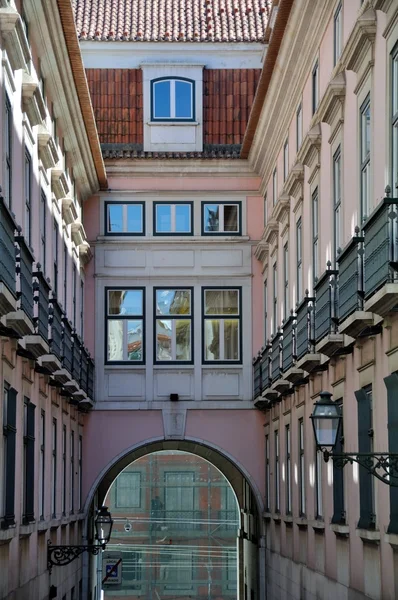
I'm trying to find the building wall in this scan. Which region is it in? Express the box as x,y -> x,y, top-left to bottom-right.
252,1 -> 398,599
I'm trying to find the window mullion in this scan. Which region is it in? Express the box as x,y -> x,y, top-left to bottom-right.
219,206 -> 224,232
171,204 -> 176,233
170,80 -> 176,119
122,204 -> 128,233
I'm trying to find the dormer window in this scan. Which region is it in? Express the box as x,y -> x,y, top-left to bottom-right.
151,77 -> 195,122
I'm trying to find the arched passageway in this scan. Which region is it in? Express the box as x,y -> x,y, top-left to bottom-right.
84,439 -> 265,600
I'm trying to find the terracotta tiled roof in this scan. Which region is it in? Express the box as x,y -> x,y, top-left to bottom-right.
74,0 -> 269,42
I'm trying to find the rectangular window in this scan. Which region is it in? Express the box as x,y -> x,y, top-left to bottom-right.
2,384 -> 17,527
72,265 -> 77,328
165,471 -> 195,512
312,61 -> 319,115
155,288 -> 192,363
154,202 -> 193,235
4,94 -> 12,207
355,385 -> 375,529
315,448 -> 323,519
80,281 -> 84,338
39,410 -> 45,520
23,398 -> 35,524
53,219 -> 58,296
283,139 -> 289,182
360,96 -> 371,221
332,399 -> 345,524
106,288 -> 145,363
62,424 -> 66,515
78,435 -> 82,511
265,434 -> 270,511
40,190 -> 46,274
203,288 -> 241,363
163,550 -> 194,592
312,189 -> 319,279
63,243 -> 68,313
272,264 -> 278,335
116,472 -> 141,508
333,3 -> 342,66
296,218 -> 303,302
296,103 -> 303,151
24,150 -> 32,245
70,431 -> 75,513
392,45 -> 398,192
286,425 -> 291,514
202,202 -> 241,235
52,418 -> 57,517
283,243 -> 289,321
264,280 -> 268,343
105,202 -> 145,235
272,168 -> 277,206
275,430 -> 280,513
333,148 -> 342,262
264,194 -> 268,227
152,78 -> 194,121
299,418 -> 305,515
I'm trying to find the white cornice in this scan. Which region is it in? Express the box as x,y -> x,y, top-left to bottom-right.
105,159 -> 260,179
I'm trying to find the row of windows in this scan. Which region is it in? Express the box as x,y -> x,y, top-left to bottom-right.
105,201 -> 242,236
106,287 -> 242,364
1,383 -> 82,527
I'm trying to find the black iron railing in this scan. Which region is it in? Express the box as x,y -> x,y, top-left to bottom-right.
33,269 -> 51,340
87,356 -> 95,400
295,293 -> 314,360
314,265 -> 338,343
80,347 -> 89,394
0,195 -> 17,298
282,315 -> 295,372
62,318 -> 73,374
271,331 -> 282,382
362,194 -> 398,300
15,235 -> 34,322
337,229 -> 364,322
260,345 -> 271,391
72,333 -> 81,382
253,355 -> 261,399
49,299 -> 63,360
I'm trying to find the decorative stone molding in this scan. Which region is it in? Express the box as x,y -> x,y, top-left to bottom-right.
297,124 -> 322,170
0,4 -> 31,71
78,241 -> 93,265
317,71 -> 346,126
51,168 -> 70,201
272,193 -> 290,238
162,408 -> 187,440
37,124 -> 59,169
71,221 -> 87,247
61,197 -> 78,226
373,0 -> 394,12
283,162 -> 304,202
341,8 -> 377,73
263,219 -> 279,248
254,240 -> 269,265
21,72 -> 46,126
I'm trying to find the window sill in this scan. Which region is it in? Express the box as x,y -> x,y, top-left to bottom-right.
356,528 -> 380,543
147,121 -> 200,127
0,525 -> 16,544
310,519 -> 325,532
263,511 -> 272,521
330,523 -> 350,537
283,515 -> 293,525
385,533 -> 398,549
20,522 -> 36,538
295,517 -> 308,529
272,513 -> 281,523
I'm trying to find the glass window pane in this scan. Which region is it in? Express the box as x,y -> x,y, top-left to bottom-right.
205,290 -> 239,315
204,204 -> 219,232
108,205 -> 123,233
224,319 -> 239,360
156,290 -> 191,315
204,319 -> 220,360
224,205 -> 238,232
127,320 -> 143,361
175,204 -> 191,232
156,204 -> 172,232
108,320 -> 123,361
176,320 -> 191,360
108,290 -> 143,315
127,205 -> 143,232
156,319 -> 172,360
175,81 -> 192,118
154,81 -> 171,118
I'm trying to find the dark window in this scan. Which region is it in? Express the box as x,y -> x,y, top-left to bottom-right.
333,148 -> 342,262
333,3 -> 342,66
151,77 -> 195,122
283,243 -> 289,321
264,280 -> 268,343
164,471 -> 195,530
312,189 -> 319,279
70,431 -> 75,514
299,418 -> 305,515
265,434 -> 270,511
203,288 -> 241,363
116,472 -> 141,508
332,399 -> 345,524
283,139 -> 289,182
23,398 -> 35,524
80,281 -> 84,338
105,201 -> 145,235
4,94 -> 12,207
202,201 -> 241,235
78,435 -> 82,511
264,194 -> 268,227
315,447 -> 323,519
62,424 -> 66,515
275,430 -> 280,512
63,243 -> 68,313
296,103 -> 302,151
40,190 -> 47,274
360,96 -> 371,221
296,218 -> 303,302
39,410 -> 45,520
2,384 -> 17,527
24,150 -> 32,245
106,288 -> 145,363
155,288 -> 193,363
52,418 -> 57,517
273,264 -> 277,335
286,425 -> 291,514
392,44 -> 398,192
72,265 -> 77,328
154,202 -> 193,235
53,219 -> 58,296
273,168 -> 277,206
384,373 -> 398,534
312,61 -> 319,114
355,385 -> 375,529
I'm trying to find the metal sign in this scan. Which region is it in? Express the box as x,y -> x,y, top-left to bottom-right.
102,555 -> 122,586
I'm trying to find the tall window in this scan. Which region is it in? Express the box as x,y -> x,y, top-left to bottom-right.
4,94 -> 12,207
39,410 -> 45,520
312,189 -> 319,279
70,431 -> 75,513
299,418 -> 305,515
264,280 -> 268,343
107,289 -> 145,363
355,385 -> 375,529
62,425 -> 66,515
23,398 -> 35,524
264,194 -> 268,227
72,265 -> 77,328
52,418 -> 57,517
203,288 -> 241,363
332,399 -> 345,524
392,45 -> 398,192
78,435 -> 82,511
272,168 -> 277,206
63,243 -> 68,313
333,3 -> 342,66
151,77 -> 194,121
312,61 -> 319,115
272,264 -> 278,335
296,103 -> 303,151
265,434 -> 270,511
274,430 -> 280,513
315,448 -> 323,519
24,150 -> 32,245
53,219 -> 58,296
283,139 -> 289,182
116,472 -> 141,508
360,96 -> 371,221
296,218 -> 303,302
283,243 -> 289,321
80,281 -> 84,338
164,472 -> 195,526
2,384 -> 17,527
286,425 -> 291,514
333,148 -> 342,262
40,190 -> 46,274
156,288 -> 192,363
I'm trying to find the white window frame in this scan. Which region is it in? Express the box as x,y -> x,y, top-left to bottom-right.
105,201 -> 145,236
333,148 -> 342,262
392,44 -> 398,192
154,202 -> 193,235
286,424 -> 292,514
202,201 -> 241,235
312,188 -> 319,279
155,288 -> 193,364
360,95 -> 371,221
299,418 -> 306,515
296,218 -> 303,302
151,77 -> 194,121
203,287 -> 241,363
333,3 -> 342,67
312,60 -> 319,115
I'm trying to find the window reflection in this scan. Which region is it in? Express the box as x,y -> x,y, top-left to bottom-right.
107,289 -> 144,362
203,203 -> 239,233
203,289 -> 240,362
107,203 -> 143,234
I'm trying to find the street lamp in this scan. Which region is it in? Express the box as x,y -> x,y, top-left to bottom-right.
310,391 -> 398,486
47,506 -> 114,573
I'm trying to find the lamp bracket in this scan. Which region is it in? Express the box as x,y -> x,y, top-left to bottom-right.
47,541 -> 103,573
321,450 -> 398,486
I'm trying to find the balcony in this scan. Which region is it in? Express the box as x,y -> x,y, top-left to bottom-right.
314,265 -> 344,356
270,330 -> 289,395
52,317 -> 73,385
0,195 -> 17,317
24,268 -> 50,359
295,293 -> 321,372
281,313 -> 305,384
40,298 -> 63,373
5,235 -> 34,337
253,345 -> 274,409
363,193 -> 398,316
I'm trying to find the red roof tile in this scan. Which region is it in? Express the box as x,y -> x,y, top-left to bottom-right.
74,0 -> 269,42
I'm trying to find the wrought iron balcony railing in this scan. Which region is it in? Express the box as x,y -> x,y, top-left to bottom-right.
337,229 -> 364,322
80,346 -> 89,394
260,344 -> 271,391
314,264 -> 338,343
33,269 -> 51,341
271,331 -> 282,382
253,354 -> 261,399
15,235 -> 34,322
0,195 -> 17,300
49,298 -> 63,361
62,318 -> 73,374
88,355 -> 95,400
295,293 -> 315,360
72,333 -> 82,383
282,314 -> 295,373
